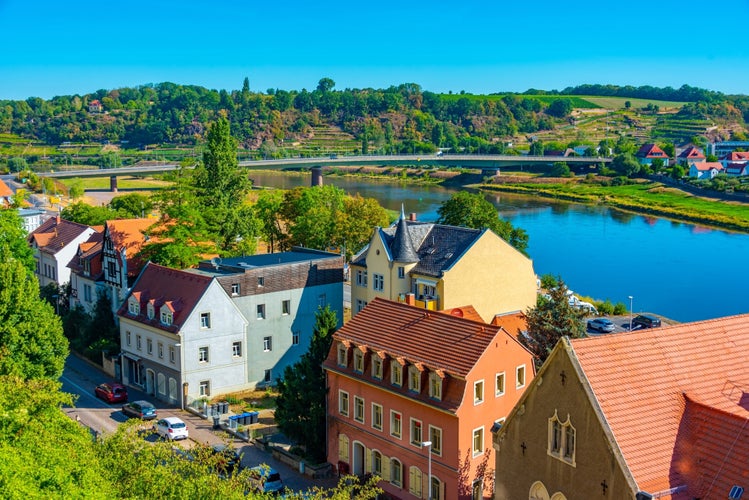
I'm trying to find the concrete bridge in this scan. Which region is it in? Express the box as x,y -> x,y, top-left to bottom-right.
39,153 -> 610,191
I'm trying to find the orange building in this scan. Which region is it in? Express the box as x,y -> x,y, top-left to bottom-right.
324,298 -> 535,499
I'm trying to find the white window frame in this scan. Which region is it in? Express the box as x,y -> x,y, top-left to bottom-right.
126,331 -> 131,346
391,363 -> 402,387
146,338 -> 153,355
548,411 -> 576,465
429,425 -> 442,456
398,266 -> 405,279
474,380 -> 484,405
160,309 -> 173,326
257,304 -> 266,320
337,343 -> 347,367
372,356 -> 383,379
516,364 -> 526,389
372,403 -> 383,431
408,366 -> 421,392
338,390 -> 349,417
198,346 -> 209,363
158,342 -> 163,359
373,273 -> 384,291
169,345 -> 175,364
429,373 -> 442,400
390,458 -> 403,487
282,299 -> 290,315
200,312 -> 211,329
355,269 -> 368,287
292,330 -> 300,346
136,334 -> 142,351
410,418 -> 423,447
353,350 -> 364,372
263,336 -> 272,352
495,371 -> 506,396
128,300 -> 139,315
472,426 -> 484,458
231,283 -> 240,295
199,380 -> 210,397
354,396 -> 365,423
390,410 -> 402,439
232,341 -> 242,357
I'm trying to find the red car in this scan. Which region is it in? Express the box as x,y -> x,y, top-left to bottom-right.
94,383 -> 128,403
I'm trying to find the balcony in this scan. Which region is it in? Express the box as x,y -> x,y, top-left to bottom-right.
398,293 -> 438,311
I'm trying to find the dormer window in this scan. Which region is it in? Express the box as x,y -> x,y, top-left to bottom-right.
354,350 -> 364,373
372,356 -> 383,379
147,303 -> 154,320
160,308 -> 173,326
128,299 -> 140,316
337,343 -> 348,367
429,373 -> 442,400
408,366 -> 421,392
391,363 -> 402,387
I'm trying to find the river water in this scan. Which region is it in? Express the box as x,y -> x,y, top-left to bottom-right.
249,171 -> 749,323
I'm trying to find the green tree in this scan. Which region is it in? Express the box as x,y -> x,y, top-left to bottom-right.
624,100 -> 632,110
282,185 -> 345,250
546,99 -> 572,118
529,140 -> 544,156
0,246 -> 68,379
436,191 -> 529,254
333,195 -> 390,259
671,164 -> 685,180
68,178 -> 85,200
548,162 -> 571,177
109,192 -> 154,218
521,279 -> 586,367
317,77 -> 336,93
611,153 -> 641,177
254,189 -> 287,253
275,305 -> 339,463
61,201 -> 118,226
0,210 -> 35,274
8,157 -> 27,173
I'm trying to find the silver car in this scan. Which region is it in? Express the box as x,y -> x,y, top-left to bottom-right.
153,417 -> 189,441
587,318 -> 615,333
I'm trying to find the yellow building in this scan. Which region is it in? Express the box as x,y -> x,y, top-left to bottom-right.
349,213 -> 537,323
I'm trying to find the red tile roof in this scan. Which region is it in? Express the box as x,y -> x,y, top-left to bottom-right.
28,217 -> 93,255
723,151 -> 749,161
636,143 -> 668,158
491,311 -> 528,337
105,218 -> 153,278
570,314 -> 749,496
693,161 -> 723,172
677,146 -> 705,159
0,178 -> 13,198
118,262 -> 213,333
439,305 -> 484,323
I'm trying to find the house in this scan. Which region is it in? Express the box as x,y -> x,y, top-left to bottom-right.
324,298 -> 535,499
0,178 -> 13,208
118,262 -> 248,406
118,247 -> 344,404
17,207 -> 46,233
28,216 -> 97,288
350,212 -> 537,323
708,140 -> 749,157
101,218 -> 153,312
688,161 -> 724,179
725,162 -> 749,177
88,99 -> 103,113
493,314 -> 749,500
720,152 -> 749,176
676,145 -> 705,166
635,143 -> 669,166
68,229 -> 107,314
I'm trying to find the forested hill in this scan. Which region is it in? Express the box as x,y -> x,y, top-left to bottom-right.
1,79 -> 748,156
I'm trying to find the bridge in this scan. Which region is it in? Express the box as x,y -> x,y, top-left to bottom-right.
39,154 -> 611,190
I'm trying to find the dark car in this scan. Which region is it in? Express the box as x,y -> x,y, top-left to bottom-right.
122,400 -> 157,420
94,383 -> 128,403
587,318 -> 616,333
632,314 -> 662,329
210,444 -> 242,475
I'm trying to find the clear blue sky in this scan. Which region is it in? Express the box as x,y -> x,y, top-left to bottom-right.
2,0 -> 748,100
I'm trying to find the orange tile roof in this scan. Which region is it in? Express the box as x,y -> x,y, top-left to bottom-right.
693,161 -> 723,171
491,311 -> 528,337
677,146 -> 705,159
28,217 -> 93,255
0,178 -> 13,198
570,314 -> 749,496
439,304 -> 484,323
106,218 -> 153,277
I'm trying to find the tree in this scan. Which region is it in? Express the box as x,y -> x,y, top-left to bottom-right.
521,279 -> 586,367
317,77 -> 336,93
611,153 -> 641,177
548,162 -> 571,177
624,100 -> 632,110
547,99 -> 572,118
0,246 -> 68,380
0,209 -> 35,274
282,185 -> 345,250
109,192 -> 153,218
436,192 -> 529,255
275,305 -> 338,463
61,202 -> 118,226
333,195 -> 390,260
68,178 -> 85,200
8,157 -> 27,173
254,189 -> 286,253
670,164 -> 685,180
529,140 -> 544,156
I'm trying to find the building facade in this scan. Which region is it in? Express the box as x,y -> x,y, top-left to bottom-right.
350,214 -> 537,323
325,298 -> 535,499
28,216 -> 96,288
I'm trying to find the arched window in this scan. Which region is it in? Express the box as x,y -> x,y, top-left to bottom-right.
372,450 -> 382,476
157,373 -> 166,395
409,466 -> 422,496
548,410 -> 576,465
390,458 -> 403,487
529,481 -> 551,500
430,475 -> 443,500
550,493 -> 568,500
168,378 -> 177,402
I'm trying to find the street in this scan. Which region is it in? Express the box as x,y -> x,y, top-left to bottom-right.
60,353 -> 336,493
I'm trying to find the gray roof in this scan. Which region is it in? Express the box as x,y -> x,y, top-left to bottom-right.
390,215 -> 418,263
190,247 -> 341,277
353,221 -> 483,277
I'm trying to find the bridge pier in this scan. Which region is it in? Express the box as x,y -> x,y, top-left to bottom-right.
311,167 -> 323,187
110,175 -> 118,192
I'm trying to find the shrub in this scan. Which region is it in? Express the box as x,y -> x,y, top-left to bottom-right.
613,302 -> 628,315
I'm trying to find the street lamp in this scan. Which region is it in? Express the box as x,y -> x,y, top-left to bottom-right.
628,295 -> 634,331
421,440 -> 432,500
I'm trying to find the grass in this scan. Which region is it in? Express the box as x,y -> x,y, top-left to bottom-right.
583,96 -> 686,111
58,176 -> 171,190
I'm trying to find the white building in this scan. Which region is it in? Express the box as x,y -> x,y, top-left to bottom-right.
28,216 -> 96,288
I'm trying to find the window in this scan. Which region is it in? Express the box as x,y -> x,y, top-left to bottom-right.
257,276 -> 264,287
495,372 -> 506,396
292,330 -> 300,346
354,396 -> 364,423
516,365 -> 526,388
423,284 -> 436,298
337,343 -> 348,367
263,336 -> 272,352
200,312 -> 211,329
338,434 -> 349,462
430,477 -> 443,500
373,273 -> 384,291
429,425 -> 442,456
157,373 -> 166,395
398,266 -> 405,279
161,310 -> 172,326
338,391 -> 349,416
128,300 -> 139,315
232,341 -> 242,357
282,300 -> 290,315
472,427 -> 484,457
355,269 -> 368,287
410,418 -> 422,446
264,369 -> 272,383
169,378 -> 177,401
474,380 -> 484,405
391,363 -> 402,387
372,450 -> 382,476
429,373 -> 442,400
169,346 -> 175,363
199,346 -> 209,363
353,350 -> 364,373
409,466 -> 423,497
257,304 -> 266,320
548,411 -> 576,465
390,411 -> 402,439
158,342 -> 164,359
83,284 -> 92,302
408,366 -> 421,392
136,334 -> 142,351
472,480 -> 482,500
355,299 -> 368,313
390,458 -> 403,487
231,283 -> 240,295
199,380 -> 210,397
126,331 -> 131,346
372,356 -> 383,379
372,403 -> 383,431
146,338 -> 153,355
318,294 -> 326,308
147,303 -> 154,319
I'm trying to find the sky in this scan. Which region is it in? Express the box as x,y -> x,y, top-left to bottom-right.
2,0 -> 749,101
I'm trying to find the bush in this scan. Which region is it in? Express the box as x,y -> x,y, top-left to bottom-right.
613,302 -> 628,315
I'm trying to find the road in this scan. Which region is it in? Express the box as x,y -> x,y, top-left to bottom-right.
60,354 -> 337,492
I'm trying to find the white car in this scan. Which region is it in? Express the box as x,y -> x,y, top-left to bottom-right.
153,417 -> 189,441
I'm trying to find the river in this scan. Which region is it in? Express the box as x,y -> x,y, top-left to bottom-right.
248,171 -> 749,323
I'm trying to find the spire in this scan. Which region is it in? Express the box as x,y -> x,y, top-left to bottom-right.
391,204 -> 418,263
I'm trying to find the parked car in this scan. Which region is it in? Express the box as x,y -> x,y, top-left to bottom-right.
122,400 -> 157,420
587,318 -> 616,333
94,383 -> 128,403
153,417 -> 189,441
210,444 -> 242,475
248,466 -> 284,493
632,314 -> 662,329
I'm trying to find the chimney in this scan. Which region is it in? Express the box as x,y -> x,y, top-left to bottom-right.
56,215 -> 61,224
409,212 -> 417,221
405,293 -> 416,306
